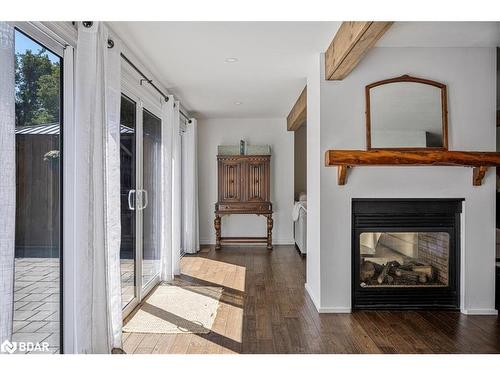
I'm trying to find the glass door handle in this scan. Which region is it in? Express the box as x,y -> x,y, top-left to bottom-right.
128,190 -> 136,210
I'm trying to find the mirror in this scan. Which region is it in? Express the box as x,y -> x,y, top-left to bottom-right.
366,75 -> 448,150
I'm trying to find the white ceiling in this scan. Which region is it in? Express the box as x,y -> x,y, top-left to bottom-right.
110,21 -> 499,119
378,22 -> 500,47
109,21 -> 341,118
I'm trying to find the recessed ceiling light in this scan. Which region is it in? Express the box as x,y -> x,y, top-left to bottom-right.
234,101 -> 242,105
225,57 -> 239,63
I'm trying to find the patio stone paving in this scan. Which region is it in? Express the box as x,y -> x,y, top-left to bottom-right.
13,257 -> 60,354
13,257 -> 143,354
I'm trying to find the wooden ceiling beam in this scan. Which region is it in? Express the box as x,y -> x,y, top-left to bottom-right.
287,86 -> 307,131
286,22 -> 391,130
325,21 -> 393,80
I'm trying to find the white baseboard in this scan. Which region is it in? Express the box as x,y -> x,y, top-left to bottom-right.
461,308 -> 498,315
318,307 -> 352,313
275,239 -> 295,245
304,283 -> 351,313
304,283 -> 320,311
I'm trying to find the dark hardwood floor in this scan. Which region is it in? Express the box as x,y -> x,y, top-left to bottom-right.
123,245 -> 500,354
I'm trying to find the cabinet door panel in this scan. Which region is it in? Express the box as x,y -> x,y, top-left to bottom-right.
247,161 -> 269,202
219,161 -> 242,202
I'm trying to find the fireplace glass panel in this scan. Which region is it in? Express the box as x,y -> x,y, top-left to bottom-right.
359,232 -> 449,288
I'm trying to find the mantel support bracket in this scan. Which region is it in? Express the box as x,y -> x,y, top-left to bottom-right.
338,165 -> 350,185
473,166 -> 488,186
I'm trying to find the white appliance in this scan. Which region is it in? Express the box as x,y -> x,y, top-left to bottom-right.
294,202 -> 307,254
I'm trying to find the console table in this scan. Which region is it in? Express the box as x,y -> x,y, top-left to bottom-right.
214,154 -> 273,250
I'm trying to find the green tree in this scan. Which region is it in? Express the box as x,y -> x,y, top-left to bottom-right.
15,49 -> 60,126
33,64 -> 60,124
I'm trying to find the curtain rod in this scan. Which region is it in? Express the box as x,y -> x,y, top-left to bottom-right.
177,105 -> 192,123
120,52 -> 191,123
78,22 -> 190,122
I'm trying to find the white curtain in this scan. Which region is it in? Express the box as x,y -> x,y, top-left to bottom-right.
160,95 -> 174,282
0,21 -> 15,344
73,21 -> 123,353
172,102 -> 182,275
181,118 -> 200,254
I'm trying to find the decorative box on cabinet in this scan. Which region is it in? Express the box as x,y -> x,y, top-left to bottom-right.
214,154 -> 273,250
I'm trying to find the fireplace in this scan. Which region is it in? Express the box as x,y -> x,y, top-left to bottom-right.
352,199 -> 462,310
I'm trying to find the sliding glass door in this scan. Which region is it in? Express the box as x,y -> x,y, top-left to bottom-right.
119,95 -> 137,310
13,28 -> 62,354
141,109 -> 162,288
120,93 -> 162,315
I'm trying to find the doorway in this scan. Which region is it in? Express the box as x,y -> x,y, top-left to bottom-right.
293,123 -> 307,255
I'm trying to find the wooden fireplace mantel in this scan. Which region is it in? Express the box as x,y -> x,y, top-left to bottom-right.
324,150 -> 500,186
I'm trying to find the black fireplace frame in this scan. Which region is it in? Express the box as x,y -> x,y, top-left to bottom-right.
352,198 -> 463,310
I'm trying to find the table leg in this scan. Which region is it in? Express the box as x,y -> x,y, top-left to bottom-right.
266,214 -> 273,250
214,214 -> 222,250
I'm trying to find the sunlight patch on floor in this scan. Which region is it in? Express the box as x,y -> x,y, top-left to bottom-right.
180,256 -> 246,292
123,285 -> 222,334
180,255 -> 245,345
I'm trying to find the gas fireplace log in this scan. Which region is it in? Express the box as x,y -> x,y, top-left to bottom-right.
410,265 -> 434,280
388,260 -> 401,268
364,258 -> 393,268
377,264 -> 391,284
404,259 -> 430,267
388,267 -> 399,278
360,261 -> 376,282
394,268 -> 415,279
395,268 -> 428,283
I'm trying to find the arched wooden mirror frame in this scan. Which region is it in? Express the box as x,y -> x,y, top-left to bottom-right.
365,74 -> 449,151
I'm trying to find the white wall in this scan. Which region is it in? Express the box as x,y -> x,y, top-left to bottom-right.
305,55 -> 322,309
310,47 -> 497,313
198,118 -> 294,245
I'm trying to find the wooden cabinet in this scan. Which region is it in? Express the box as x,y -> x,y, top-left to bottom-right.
215,155 -> 273,250
217,155 -> 271,207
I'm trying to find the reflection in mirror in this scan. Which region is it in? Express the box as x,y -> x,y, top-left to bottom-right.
366,75 -> 447,150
